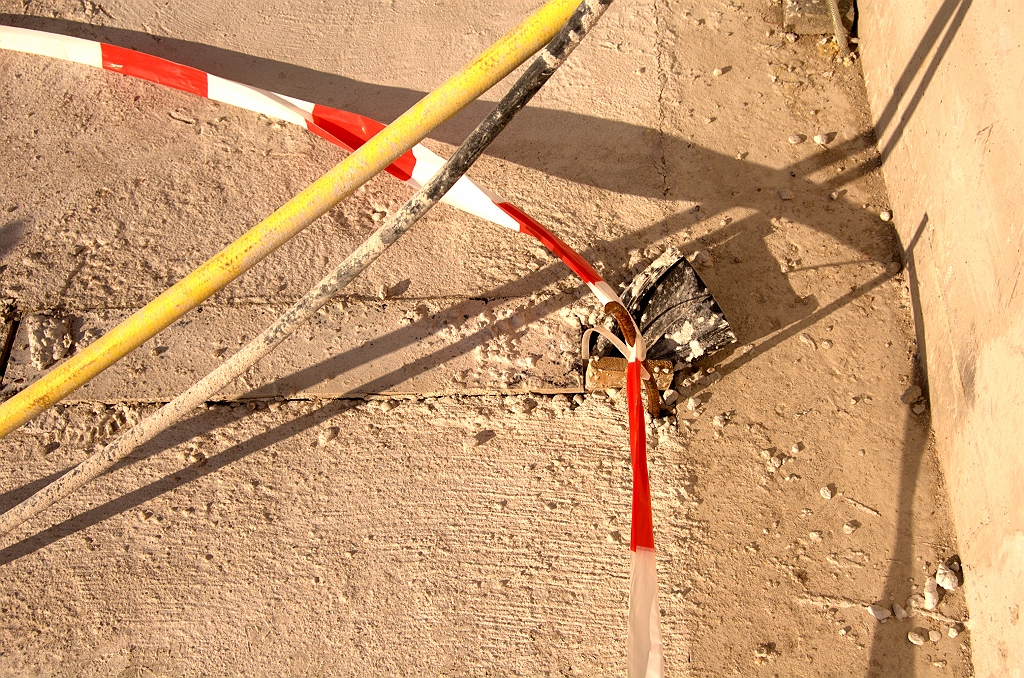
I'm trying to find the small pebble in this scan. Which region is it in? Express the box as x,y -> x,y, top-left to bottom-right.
687,249 -> 709,266
785,32 -> 798,42
950,561 -> 960,571
843,520 -> 860,534
912,403 -> 926,414
820,484 -> 836,500
880,209 -> 893,222
820,339 -> 833,349
900,385 -> 922,404
867,604 -> 891,621
907,630 -> 926,646
712,413 -> 727,428
812,133 -> 830,145
791,442 -> 803,454
317,426 -> 339,446
712,67 -> 724,77
893,603 -> 909,620
839,626 -> 851,636
936,562 -> 959,591
928,629 -> 941,643
933,660 -> 947,668
809,531 -> 822,542
779,189 -> 794,201
662,389 -> 679,406
948,623 -> 962,638
923,576 -> 941,610
799,333 -> 817,349
686,397 -> 701,411
788,134 -> 805,145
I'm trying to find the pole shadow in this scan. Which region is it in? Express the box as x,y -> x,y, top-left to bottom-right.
0,399 -> 357,565
862,215 -> 934,676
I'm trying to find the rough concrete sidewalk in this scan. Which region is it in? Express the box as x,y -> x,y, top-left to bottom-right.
0,0 -> 971,675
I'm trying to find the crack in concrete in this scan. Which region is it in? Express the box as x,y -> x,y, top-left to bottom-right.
653,0 -> 671,199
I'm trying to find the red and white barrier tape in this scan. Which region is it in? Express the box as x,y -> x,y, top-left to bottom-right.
0,24 -> 662,674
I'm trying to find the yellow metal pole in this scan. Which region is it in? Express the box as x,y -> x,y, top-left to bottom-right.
0,0 -> 579,439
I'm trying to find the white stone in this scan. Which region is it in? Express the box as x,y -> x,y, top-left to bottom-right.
923,576 -> 941,610
908,630 -> 926,646
788,134 -> 805,145
812,134 -> 830,145
928,629 -> 941,643
820,484 -> 835,500
843,520 -> 860,534
880,209 -> 893,222
662,389 -> 679,406
686,396 -> 701,411
936,563 -> 959,591
893,603 -> 909,620
712,67 -> 724,77
687,250 -> 709,266
867,604 -> 891,621
799,333 -> 817,349
317,426 -> 339,446
948,623 -> 962,638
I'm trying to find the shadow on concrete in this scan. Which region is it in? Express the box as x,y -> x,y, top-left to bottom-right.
851,215 -> 932,676
863,215 -> 936,676
0,13 -> 891,559
0,19 -> 962,662
0,218 -> 28,262
871,0 -> 974,165
865,410 -> 933,678
859,1 -> 977,672
0,400 -> 358,565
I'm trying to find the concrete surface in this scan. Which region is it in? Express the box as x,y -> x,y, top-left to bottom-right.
858,1 -> 1023,676
0,0 -> 975,675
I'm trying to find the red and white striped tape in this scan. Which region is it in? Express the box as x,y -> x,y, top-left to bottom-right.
0,24 -> 662,675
